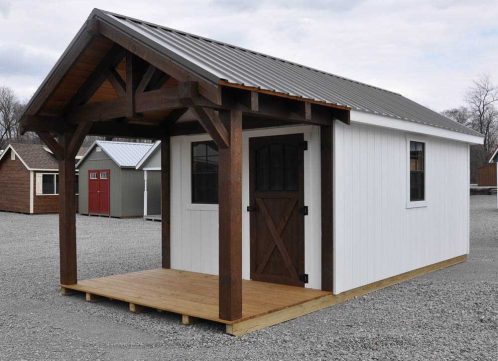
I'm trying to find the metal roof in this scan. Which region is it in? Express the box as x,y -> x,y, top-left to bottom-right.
77,140 -> 154,168
136,141 -> 161,170
92,9 -> 481,138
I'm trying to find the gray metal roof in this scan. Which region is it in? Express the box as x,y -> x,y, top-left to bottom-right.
77,140 -> 154,168
93,9 -> 481,138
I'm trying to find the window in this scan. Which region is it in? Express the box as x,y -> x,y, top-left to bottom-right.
100,171 -> 108,180
89,172 -> 97,180
191,141 -> 218,204
409,141 -> 425,203
39,174 -> 58,195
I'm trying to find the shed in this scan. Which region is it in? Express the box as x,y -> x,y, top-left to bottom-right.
20,9 -> 483,335
0,143 -> 82,214
136,141 -> 162,220
76,140 -> 153,217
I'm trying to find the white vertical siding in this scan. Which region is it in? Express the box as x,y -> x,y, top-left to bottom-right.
334,121 -> 470,294
170,125 -> 322,289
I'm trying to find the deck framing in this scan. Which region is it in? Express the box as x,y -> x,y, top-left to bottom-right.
61,255 -> 466,336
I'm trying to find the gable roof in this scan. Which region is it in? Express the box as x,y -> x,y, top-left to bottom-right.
77,140 -> 154,169
0,143 -> 58,170
91,9 -> 479,138
0,143 -> 88,171
22,8 -> 482,141
136,141 -> 161,170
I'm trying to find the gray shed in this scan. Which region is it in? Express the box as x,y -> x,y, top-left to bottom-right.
77,141 -> 154,218
136,141 -> 162,220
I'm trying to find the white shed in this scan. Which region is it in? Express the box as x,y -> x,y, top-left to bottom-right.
136,141 -> 162,221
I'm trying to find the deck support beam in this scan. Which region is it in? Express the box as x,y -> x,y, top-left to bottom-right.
218,110 -> 243,321
161,135 -> 171,269
59,132 -> 78,286
321,124 -> 334,292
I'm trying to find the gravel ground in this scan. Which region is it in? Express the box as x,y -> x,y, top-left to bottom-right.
0,196 -> 497,360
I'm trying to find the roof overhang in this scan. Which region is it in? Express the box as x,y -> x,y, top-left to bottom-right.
350,110 -> 484,144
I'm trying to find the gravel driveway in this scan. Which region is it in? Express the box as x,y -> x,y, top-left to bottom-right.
0,196 -> 497,360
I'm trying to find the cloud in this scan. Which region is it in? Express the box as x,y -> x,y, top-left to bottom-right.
0,0 -> 496,111
0,0 -> 10,18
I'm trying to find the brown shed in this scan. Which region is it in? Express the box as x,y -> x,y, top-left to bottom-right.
477,163 -> 497,186
0,143 -> 82,214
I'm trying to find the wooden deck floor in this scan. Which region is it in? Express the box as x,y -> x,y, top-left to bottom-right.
62,269 -> 332,335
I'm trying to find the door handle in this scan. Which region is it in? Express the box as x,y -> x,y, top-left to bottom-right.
247,205 -> 258,212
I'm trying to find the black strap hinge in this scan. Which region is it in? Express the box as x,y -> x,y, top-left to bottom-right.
247,205 -> 258,212
300,141 -> 308,151
299,206 -> 308,216
299,274 -> 309,284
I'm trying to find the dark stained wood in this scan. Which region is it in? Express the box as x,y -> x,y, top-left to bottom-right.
107,68 -> 126,96
22,115 -> 68,135
36,132 -> 64,160
97,19 -> 221,105
191,107 -> 229,149
59,132 -> 78,285
67,121 -> 92,159
249,134 -> 305,287
90,120 -> 163,139
136,65 -> 156,94
161,135 -> 171,268
26,26 -> 96,116
68,97 -> 128,124
135,87 -> 184,113
218,110 -> 243,321
64,45 -> 126,112
320,125 -> 333,292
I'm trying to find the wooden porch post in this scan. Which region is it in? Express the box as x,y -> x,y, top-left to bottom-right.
218,110 -> 243,321
321,124 -> 334,292
59,132 -> 77,285
161,136 -> 171,269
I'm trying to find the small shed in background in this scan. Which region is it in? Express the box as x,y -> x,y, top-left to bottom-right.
477,163 -> 496,186
0,143 -> 82,214
77,141 -> 153,218
136,141 -> 161,221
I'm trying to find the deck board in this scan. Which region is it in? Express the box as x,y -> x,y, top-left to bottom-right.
63,269 -> 330,325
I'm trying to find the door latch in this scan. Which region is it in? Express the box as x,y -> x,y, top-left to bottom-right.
247,205 -> 258,212
299,274 -> 309,284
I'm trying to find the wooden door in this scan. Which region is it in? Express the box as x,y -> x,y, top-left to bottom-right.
249,134 -> 305,287
88,169 -> 110,215
98,170 -> 110,215
88,170 -> 99,214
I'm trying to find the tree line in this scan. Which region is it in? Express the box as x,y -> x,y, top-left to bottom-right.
441,75 -> 498,183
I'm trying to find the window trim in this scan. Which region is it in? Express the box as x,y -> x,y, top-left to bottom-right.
36,173 -> 59,196
191,140 -> 219,205
406,135 -> 428,209
184,135 -> 219,211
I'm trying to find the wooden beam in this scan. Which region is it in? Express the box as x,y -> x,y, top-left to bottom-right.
36,131 -> 64,160
107,68 -> 126,96
67,121 -> 92,159
321,124 -> 334,292
136,65 -> 156,94
59,132 -> 77,286
97,19 -> 221,105
161,135 -> 171,269
126,52 -> 139,118
218,110 -> 243,321
25,24 -> 96,116
23,116 -> 68,134
89,120 -> 164,139
64,44 -> 126,112
191,107 -> 229,149
135,87 -> 185,113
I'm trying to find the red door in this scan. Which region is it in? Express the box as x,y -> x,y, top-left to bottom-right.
88,170 -> 110,215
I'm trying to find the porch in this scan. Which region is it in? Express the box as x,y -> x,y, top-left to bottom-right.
62,268 -> 333,336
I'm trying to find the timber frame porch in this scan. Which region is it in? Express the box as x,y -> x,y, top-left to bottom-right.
20,9 -> 351,334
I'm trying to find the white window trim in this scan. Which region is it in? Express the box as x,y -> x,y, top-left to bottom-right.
36,173 -> 59,196
183,134 -> 219,211
406,135 -> 428,209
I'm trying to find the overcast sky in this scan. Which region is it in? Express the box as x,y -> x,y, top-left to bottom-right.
0,0 -> 497,112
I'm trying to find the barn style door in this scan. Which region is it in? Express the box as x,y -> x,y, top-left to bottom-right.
249,134 -> 305,287
88,170 -> 110,215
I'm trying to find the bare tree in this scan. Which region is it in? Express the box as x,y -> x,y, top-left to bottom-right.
465,75 -> 498,156
0,86 -> 26,148
441,107 -> 471,126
